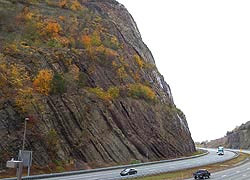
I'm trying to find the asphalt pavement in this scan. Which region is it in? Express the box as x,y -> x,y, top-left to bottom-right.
36,149 -> 236,180
186,159 -> 250,180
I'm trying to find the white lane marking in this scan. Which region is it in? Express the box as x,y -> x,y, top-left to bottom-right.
236,170 -> 241,173
222,175 -> 227,177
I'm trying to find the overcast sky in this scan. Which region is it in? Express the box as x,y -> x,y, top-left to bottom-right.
117,0 -> 250,142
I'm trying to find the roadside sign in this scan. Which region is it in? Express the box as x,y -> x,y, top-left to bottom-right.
18,150 -> 32,176
18,150 -> 32,167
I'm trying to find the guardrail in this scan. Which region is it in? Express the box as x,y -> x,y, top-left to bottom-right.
2,149 -> 208,180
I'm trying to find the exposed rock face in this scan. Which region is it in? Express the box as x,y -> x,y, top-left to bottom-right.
207,121 -> 250,149
225,121 -> 250,149
0,0 -> 195,170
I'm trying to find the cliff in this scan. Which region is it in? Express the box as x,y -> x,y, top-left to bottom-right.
206,121 -> 250,149
224,121 -> 250,149
0,0 -> 195,171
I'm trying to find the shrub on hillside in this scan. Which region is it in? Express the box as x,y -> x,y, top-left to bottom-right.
51,73 -> 66,94
128,83 -> 156,101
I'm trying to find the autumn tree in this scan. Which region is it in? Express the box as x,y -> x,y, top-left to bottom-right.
134,54 -> 144,69
128,83 -> 156,101
0,61 -> 38,112
42,20 -> 62,38
33,69 -> 53,95
81,34 -> 91,49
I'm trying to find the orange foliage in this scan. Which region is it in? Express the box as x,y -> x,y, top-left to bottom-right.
59,16 -> 66,21
59,0 -> 67,8
81,35 -> 91,49
33,69 -> 53,95
45,21 -> 61,37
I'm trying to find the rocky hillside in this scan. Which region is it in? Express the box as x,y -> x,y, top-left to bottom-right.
0,0 -> 195,171
206,121 -> 250,149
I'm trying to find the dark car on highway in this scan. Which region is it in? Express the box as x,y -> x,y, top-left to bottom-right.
193,169 -> 211,179
120,168 -> 137,176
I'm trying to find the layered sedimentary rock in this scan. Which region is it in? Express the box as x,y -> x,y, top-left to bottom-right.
0,0 -> 195,169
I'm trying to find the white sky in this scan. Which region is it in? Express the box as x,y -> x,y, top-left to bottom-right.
117,0 -> 250,142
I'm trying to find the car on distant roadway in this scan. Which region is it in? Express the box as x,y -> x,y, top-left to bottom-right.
120,168 -> 137,176
193,169 -> 211,179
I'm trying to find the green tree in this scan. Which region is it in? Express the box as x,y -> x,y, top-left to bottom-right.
51,73 -> 66,94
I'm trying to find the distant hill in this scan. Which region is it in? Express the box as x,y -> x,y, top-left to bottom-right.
206,121 -> 250,149
0,0 -> 195,173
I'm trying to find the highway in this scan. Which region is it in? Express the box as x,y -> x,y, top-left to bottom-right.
31,149 -> 236,180
186,159 -> 250,180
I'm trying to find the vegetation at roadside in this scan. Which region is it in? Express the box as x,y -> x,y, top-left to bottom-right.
129,153 -> 250,180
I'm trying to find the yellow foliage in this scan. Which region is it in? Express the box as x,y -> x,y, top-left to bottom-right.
33,69 -> 53,95
0,63 -> 29,88
91,31 -> 101,46
15,87 -> 34,112
88,87 -> 120,101
3,43 -> 20,55
108,87 -> 119,99
117,67 -> 128,79
128,83 -> 156,101
134,54 -> 144,69
112,61 -> 118,67
59,0 -> 84,11
0,62 -> 36,112
110,36 -> 119,48
71,0 -> 83,11
19,6 -> 34,21
88,87 -> 112,101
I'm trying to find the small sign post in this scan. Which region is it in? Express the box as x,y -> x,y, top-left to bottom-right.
18,150 -> 32,176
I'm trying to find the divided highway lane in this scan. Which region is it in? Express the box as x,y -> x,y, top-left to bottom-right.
36,149 -> 236,180
186,159 -> 250,180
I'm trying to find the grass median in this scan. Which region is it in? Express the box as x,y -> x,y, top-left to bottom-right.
129,152 -> 250,180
